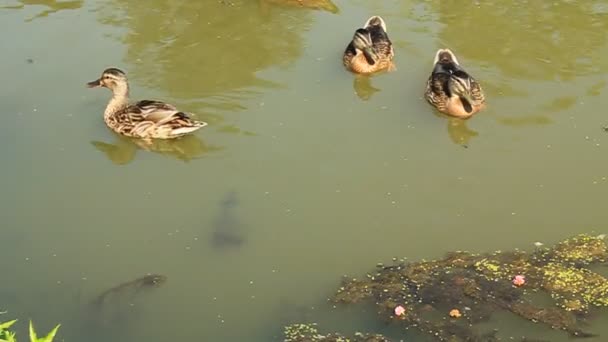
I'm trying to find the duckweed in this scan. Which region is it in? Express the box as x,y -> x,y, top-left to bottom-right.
283,323 -> 390,342
542,262 -> 608,311
548,234 -> 608,265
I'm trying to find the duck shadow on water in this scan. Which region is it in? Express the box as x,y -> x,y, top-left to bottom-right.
91,134 -> 223,165
209,191 -> 247,250
1,0 -> 83,22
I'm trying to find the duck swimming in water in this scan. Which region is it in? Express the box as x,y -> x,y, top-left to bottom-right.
343,16 -> 395,74
87,68 -> 207,140
424,49 -> 485,119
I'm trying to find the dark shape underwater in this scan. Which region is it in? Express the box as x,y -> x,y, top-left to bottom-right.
210,191 -> 246,249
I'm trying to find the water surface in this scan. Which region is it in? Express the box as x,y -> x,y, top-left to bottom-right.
1,0 -> 608,341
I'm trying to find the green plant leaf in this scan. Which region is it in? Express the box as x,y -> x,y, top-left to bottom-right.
0,320 -> 17,331
29,321 -> 37,342
29,322 -> 60,342
5,330 -> 17,342
39,325 -> 60,342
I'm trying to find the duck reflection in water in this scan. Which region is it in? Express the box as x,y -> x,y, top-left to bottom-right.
91,134 -> 221,165
353,75 -> 381,101
1,0 -> 83,21
446,117 -> 479,148
210,191 -> 246,249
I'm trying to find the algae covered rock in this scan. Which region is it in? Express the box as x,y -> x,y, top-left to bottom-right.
329,233 -> 608,341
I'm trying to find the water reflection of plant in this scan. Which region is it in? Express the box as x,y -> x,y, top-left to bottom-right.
96,1 -> 313,110
260,0 -> 339,13
0,0 -> 83,22
431,0 -> 608,80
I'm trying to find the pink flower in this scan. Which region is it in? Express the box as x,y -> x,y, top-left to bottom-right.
394,305 -> 406,316
513,275 -> 525,286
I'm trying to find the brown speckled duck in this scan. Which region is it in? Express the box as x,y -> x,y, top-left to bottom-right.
343,16 -> 395,74
87,68 -> 207,140
425,49 -> 485,118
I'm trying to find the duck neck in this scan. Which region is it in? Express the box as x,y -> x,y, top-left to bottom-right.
104,83 -> 130,119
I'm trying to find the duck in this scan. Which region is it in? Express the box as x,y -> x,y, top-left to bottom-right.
343,16 -> 395,74
424,49 -> 485,119
87,68 -> 207,140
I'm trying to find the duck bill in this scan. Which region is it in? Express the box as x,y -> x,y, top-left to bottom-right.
86,79 -> 102,88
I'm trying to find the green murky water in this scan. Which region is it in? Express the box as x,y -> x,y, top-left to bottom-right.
1,0 -> 608,341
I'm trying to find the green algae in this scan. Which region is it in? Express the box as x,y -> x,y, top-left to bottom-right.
284,323 -> 390,342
